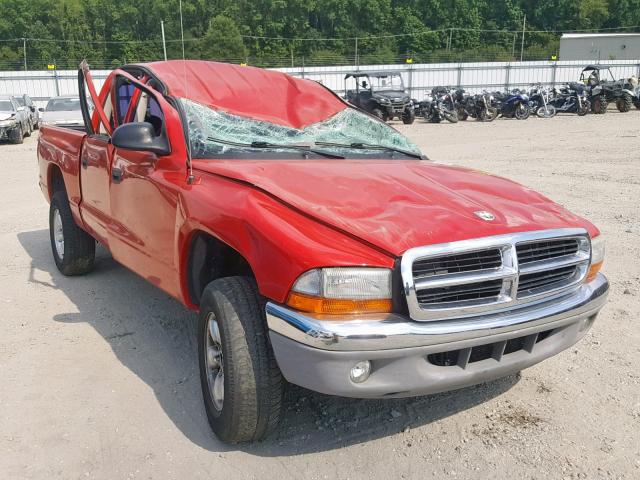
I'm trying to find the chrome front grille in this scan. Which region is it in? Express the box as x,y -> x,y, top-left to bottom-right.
516,238 -> 579,264
401,229 -> 591,321
413,249 -> 503,280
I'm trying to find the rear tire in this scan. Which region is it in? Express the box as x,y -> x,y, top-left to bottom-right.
198,277 -> 283,443
49,191 -> 95,275
24,122 -> 32,137
615,94 -> 632,113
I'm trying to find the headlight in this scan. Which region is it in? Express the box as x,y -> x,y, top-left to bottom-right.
287,267 -> 392,314
587,234 -> 605,282
0,119 -> 16,127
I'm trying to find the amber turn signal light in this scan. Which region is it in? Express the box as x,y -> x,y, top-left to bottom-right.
286,292 -> 393,315
586,261 -> 603,282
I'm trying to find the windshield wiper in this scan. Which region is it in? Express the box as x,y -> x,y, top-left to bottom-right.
206,137 -> 344,159
314,141 -> 424,159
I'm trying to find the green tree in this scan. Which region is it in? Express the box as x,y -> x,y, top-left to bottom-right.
196,15 -> 247,62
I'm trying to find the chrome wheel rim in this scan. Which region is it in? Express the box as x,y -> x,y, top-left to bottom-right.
53,209 -> 64,259
204,312 -> 224,412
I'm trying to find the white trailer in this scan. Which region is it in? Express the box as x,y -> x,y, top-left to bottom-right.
560,33 -> 640,61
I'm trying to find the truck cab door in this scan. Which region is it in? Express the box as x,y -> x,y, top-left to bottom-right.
77,62 -> 115,245
105,72 -> 185,299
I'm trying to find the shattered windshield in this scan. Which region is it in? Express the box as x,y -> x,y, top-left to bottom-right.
179,98 -> 421,159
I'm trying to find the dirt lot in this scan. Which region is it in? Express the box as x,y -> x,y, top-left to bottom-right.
1,112 -> 639,480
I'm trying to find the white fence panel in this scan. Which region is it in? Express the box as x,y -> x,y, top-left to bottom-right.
1,60 -> 638,107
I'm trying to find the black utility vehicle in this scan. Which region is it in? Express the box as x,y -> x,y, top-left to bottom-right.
580,65 -> 640,114
344,71 -> 415,123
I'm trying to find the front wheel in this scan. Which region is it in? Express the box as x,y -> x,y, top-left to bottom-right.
371,108 -> 386,121
198,277 -> 283,443
577,100 -> 590,116
536,105 -> 556,118
515,104 -> 530,120
402,108 -> 415,124
592,95 -> 608,114
443,109 -> 458,123
9,125 -> 24,144
49,191 -> 95,275
456,106 -> 469,121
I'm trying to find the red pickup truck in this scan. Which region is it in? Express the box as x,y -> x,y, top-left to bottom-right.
38,60 -> 608,443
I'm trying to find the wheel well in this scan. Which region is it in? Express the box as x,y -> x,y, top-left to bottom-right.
49,165 -> 65,199
186,232 -> 255,306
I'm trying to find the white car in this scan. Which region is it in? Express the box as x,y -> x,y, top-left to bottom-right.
39,96 -> 86,128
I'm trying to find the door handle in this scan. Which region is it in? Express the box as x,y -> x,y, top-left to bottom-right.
112,167 -> 123,184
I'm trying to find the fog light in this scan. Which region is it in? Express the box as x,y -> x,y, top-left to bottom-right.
350,361 -> 371,383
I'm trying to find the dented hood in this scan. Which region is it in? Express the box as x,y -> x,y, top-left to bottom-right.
194,159 -> 597,257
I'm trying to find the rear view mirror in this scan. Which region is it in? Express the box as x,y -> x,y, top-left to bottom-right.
111,122 -> 170,156
38,107 -> 44,112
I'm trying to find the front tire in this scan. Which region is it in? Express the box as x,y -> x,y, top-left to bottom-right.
9,125 -> 24,144
371,108 -> 386,121
402,108 -> 415,124
515,104 -> 530,120
49,191 -> 95,275
443,110 -> 458,123
536,105 -> 556,118
592,95 -> 608,114
198,277 -> 283,443
577,100 -> 590,116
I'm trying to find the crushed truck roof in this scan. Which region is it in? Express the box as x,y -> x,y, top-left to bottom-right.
142,60 -> 347,129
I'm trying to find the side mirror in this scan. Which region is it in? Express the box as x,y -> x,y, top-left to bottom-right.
30,106 -> 36,112
111,122 -> 170,156
38,107 -> 44,112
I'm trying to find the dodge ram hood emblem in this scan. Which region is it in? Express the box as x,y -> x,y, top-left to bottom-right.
474,210 -> 496,221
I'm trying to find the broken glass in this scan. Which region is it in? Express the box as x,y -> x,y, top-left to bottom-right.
179,98 -> 421,159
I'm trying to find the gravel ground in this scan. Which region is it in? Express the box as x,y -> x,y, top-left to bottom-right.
1,112 -> 639,480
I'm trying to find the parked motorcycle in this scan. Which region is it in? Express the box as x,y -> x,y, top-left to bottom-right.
418,86 -> 458,123
495,89 -> 531,120
548,82 -> 590,116
528,84 -> 557,118
455,89 -> 498,122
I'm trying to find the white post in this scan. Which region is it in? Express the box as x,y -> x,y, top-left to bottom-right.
161,21 -> 168,61
520,14 -> 526,62
23,38 -> 27,71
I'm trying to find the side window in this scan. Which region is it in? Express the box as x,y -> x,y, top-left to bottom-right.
117,82 -> 136,125
116,81 -> 165,137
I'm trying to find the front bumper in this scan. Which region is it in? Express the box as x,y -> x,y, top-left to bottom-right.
0,125 -> 16,139
266,274 -> 608,398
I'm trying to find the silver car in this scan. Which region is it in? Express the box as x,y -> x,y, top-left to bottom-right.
39,96 -> 85,128
13,94 -> 39,130
0,95 -> 31,144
